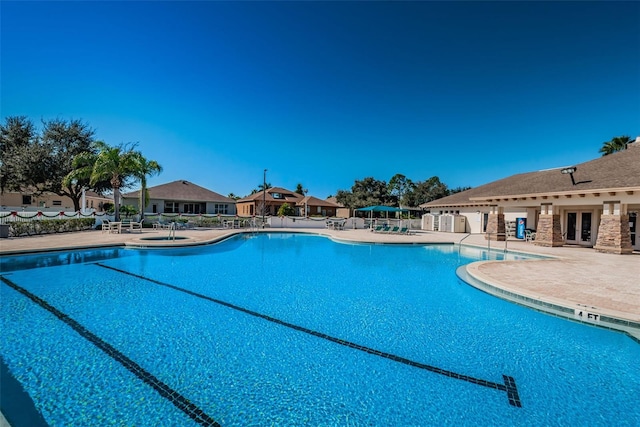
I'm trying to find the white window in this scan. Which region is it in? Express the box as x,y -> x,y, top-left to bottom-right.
214,204 -> 228,214
164,202 -> 179,213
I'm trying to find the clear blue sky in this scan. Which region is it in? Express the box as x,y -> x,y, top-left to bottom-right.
2,1 -> 639,199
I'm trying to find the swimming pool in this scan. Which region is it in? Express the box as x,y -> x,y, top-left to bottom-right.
1,233 -> 639,426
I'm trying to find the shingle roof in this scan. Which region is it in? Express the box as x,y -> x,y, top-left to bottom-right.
295,196 -> 341,207
422,143 -> 640,208
123,180 -> 234,203
326,196 -> 344,207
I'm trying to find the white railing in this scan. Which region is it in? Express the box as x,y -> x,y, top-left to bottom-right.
0,210 -> 111,224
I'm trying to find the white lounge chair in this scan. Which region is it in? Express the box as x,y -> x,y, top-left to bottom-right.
129,219 -> 144,232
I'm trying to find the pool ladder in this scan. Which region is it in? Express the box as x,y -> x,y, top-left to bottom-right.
168,222 -> 176,241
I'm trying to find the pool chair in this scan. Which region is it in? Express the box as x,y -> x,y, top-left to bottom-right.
371,225 -> 384,232
153,220 -> 171,230
525,230 -> 536,242
379,225 -> 391,233
398,227 -> 409,235
129,219 -> 144,232
101,219 -> 112,233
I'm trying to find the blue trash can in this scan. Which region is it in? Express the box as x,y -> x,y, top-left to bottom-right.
516,218 -> 527,239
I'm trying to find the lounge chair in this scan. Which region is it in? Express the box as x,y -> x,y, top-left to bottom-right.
129,219 -> 144,232
153,220 -> 171,229
371,225 -> 384,232
379,225 -> 391,233
101,219 -> 111,233
388,226 -> 400,234
399,227 -> 410,235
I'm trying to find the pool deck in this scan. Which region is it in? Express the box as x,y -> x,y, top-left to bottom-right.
1,227 -> 638,340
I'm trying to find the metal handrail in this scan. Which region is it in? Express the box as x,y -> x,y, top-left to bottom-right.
458,232 -> 509,254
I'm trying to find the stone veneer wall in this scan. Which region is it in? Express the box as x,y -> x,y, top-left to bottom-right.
534,214 -> 564,247
594,214 -> 633,254
485,213 -> 505,241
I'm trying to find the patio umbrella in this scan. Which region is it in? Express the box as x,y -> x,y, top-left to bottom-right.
355,205 -> 405,228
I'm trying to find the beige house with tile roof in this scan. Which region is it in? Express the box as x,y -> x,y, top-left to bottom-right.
421,138 -> 640,254
122,180 -> 236,215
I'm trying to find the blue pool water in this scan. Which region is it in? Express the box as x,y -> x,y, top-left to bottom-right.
1,233 -> 639,426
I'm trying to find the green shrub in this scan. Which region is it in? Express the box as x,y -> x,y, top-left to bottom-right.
8,218 -> 95,237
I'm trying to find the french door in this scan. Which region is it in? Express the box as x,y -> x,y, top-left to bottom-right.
565,211 -> 593,245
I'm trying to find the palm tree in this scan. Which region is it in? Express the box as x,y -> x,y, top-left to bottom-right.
63,148 -> 98,203
64,143 -> 112,211
257,182 -> 272,192
599,135 -> 632,156
132,152 -> 162,220
89,142 -> 139,221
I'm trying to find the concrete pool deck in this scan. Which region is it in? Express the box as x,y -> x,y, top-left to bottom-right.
1,227 -> 638,340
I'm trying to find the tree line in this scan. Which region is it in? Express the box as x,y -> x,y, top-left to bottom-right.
335,174 -> 470,209
0,116 -> 161,221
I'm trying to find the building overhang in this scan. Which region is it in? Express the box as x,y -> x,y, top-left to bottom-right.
423,186 -> 639,209
469,187 -> 639,203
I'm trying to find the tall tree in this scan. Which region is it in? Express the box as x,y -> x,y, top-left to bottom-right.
599,135 -> 632,156
132,152 -> 162,220
411,176 -> 450,206
336,177 -> 391,209
0,116 -> 38,194
388,174 -> 415,207
87,142 -> 139,221
295,183 -> 305,195
40,118 -> 100,211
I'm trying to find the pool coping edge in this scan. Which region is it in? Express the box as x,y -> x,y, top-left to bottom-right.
457,264 -> 640,343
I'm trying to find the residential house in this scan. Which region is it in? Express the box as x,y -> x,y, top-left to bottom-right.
236,187 -> 303,217
421,138 -> 640,254
296,196 -> 341,217
326,196 -> 350,218
0,189 -> 112,213
122,180 -> 236,215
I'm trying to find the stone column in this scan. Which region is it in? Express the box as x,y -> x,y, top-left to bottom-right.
594,201 -> 633,254
535,203 -> 563,247
485,206 -> 505,241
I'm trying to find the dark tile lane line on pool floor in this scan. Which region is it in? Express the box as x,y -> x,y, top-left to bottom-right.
0,275 -> 221,427
95,262 -> 523,408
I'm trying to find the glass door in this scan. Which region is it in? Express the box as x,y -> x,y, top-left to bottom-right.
566,211 -> 594,246
566,212 -> 577,243
580,212 -> 592,243
630,212 -> 637,248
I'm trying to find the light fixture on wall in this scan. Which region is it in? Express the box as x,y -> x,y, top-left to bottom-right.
561,166 -> 577,185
